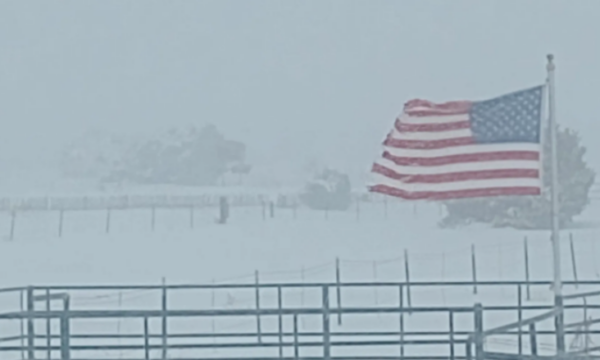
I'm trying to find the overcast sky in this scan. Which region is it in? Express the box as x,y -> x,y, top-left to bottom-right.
0,0 -> 599,192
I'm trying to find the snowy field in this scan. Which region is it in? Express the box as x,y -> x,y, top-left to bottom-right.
0,198 -> 599,359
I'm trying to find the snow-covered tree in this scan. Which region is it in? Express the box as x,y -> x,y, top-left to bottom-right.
440,126 -> 595,229
300,169 -> 352,211
61,125 -> 249,187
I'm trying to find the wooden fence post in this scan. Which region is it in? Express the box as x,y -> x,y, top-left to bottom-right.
335,258 -> 342,325
471,244 -> 478,295
190,205 -> 194,229
9,210 -> 16,241
524,237 -> 531,300
58,210 -> 64,237
211,279 -> 216,338
151,207 -> 156,232
404,249 -> 412,309
373,261 -> 379,305
105,208 -> 112,234
570,233 -> 579,287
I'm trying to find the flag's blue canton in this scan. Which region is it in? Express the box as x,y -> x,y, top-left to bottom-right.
470,86 -> 543,144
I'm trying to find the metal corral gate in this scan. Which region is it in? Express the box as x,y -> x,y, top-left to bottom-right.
0,280 -> 598,360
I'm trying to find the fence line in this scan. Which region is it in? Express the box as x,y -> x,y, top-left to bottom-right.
0,278 -> 599,360
2,232 -> 596,311
5,179 -> 600,213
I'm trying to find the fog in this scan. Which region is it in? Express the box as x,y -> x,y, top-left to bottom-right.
1,0 -> 599,193
1,2 -> 600,358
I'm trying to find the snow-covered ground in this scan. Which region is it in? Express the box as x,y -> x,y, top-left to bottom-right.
0,198 -> 599,359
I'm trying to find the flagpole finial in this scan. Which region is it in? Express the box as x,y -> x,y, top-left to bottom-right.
547,54 -> 555,71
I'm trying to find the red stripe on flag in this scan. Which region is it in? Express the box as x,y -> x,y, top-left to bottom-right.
372,163 -> 539,184
382,151 -> 540,167
395,119 -> 471,133
384,136 -> 474,150
369,184 -> 541,201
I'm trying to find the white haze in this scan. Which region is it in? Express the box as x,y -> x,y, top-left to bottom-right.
0,0 -> 599,193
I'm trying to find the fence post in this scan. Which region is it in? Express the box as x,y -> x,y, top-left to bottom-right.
27,286 -> 35,360
399,285 -> 405,360
59,296 -> 70,360
322,285 -> 331,360
189,205 -> 194,229
471,244 -> 478,295
335,258 -> 342,325
466,340 -> 473,360
10,210 -> 16,241
300,267 -> 305,309
105,208 -> 112,234
161,278 -> 167,360
529,323 -> 538,356
151,207 -> 156,232
524,237 -> 531,300
46,289 -> 51,360
211,279 -> 216,338
277,286 -> 283,359
20,289 -> 25,360
474,303 -> 484,360
404,249 -> 412,309
449,310 -> 455,360
58,210 -> 64,237
570,233 -> 579,287
144,317 -> 150,360
255,270 -> 262,343
518,285 -> 523,356
293,314 -> 299,360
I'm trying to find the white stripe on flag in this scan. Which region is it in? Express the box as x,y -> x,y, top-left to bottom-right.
370,173 -> 541,193
389,128 -> 473,141
398,113 -> 469,125
375,158 -> 540,176
384,143 -> 541,158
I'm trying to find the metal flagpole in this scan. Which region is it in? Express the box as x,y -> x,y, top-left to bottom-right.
547,54 -> 565,354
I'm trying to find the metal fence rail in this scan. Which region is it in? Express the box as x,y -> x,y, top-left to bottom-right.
0,280 -> 598,360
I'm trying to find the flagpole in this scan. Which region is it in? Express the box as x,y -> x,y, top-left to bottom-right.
547,54 -> 565,354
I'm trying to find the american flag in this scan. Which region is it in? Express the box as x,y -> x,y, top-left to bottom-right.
369,86 -> 545,200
